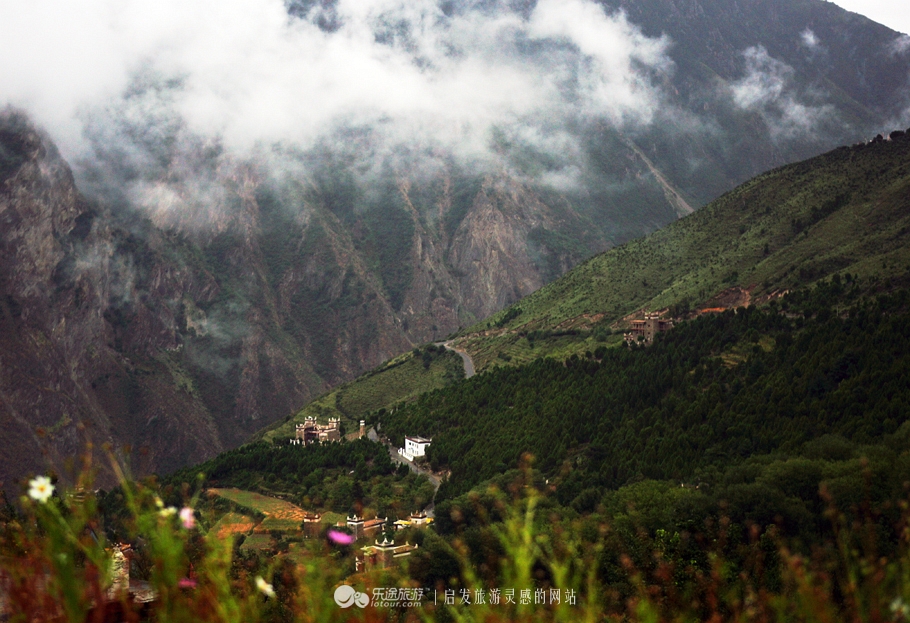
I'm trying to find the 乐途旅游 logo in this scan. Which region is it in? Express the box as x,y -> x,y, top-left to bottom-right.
334,584 -> 370,608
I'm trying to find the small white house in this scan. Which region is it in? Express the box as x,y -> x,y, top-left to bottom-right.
399,436 -> 431,462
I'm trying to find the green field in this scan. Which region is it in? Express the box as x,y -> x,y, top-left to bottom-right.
260,347 -> 464,442
239,533 -> 273,553
209,488 -> 308,536
286,542 -> 309,564
318,511 -> 345,526
259,516 -> 304,532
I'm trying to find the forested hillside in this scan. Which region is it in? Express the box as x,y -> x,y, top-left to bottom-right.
164,437 -> 435,518
382,279 -> 910,503
254,127 -> 910,459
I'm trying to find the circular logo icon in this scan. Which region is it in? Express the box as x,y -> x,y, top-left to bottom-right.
334,585 -> 369,608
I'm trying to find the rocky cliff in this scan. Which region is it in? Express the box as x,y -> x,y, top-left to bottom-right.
0,110 -> 600,488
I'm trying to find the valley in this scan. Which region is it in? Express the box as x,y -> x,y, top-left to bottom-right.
211,125 -> 910,553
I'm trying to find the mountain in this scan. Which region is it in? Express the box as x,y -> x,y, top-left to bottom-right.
257,125 -> 910,458
198,127 -> 910,550
343,129 -> 910,503
457,126 -> 910,367
2,0 -> 910,486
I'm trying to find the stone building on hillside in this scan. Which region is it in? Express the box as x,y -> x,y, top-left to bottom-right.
625,313 -> 673,344
347,514 -> 387,540
294,417 -> 341,444
301,512 -> 323,538
394,511 -> 433,530
356,536 -> 419,571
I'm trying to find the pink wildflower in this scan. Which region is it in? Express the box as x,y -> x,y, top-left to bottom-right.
327,529 -> 354,545
179,507 -> 196,530
178,578 -> 197,589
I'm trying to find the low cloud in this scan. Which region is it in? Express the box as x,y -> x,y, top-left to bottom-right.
0,0 -> 673,203
801,29 -> 820,50
891,34 -> 910,56
731,46 -> 834,141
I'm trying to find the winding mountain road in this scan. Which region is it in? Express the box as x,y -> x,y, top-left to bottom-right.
441,341 -> 475,378
362,340 -> 476,509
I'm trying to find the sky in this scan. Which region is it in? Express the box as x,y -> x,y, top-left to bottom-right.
833,1 -> 910,35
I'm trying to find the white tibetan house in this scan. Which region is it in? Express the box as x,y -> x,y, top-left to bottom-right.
399,436 -> 431,462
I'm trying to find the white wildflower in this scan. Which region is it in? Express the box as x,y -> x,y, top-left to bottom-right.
255,576 -> 276,598
891,597 -> 910,619
159,506 -> 177,518
28,476 -> 54,503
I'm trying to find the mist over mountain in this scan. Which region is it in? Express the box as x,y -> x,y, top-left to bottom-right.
0,0 -> 908,486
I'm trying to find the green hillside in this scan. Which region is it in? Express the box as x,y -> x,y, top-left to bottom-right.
461,130 -> 910,368
129,126 -> 910,622
383,280 -> 910,502
256,344 -> 463,443
254,129 -> 910,442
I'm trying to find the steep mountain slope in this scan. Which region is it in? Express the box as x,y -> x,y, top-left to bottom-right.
591,0 -> 910,204
0,113 -> 432,484
0,114 -> 226,483
461,128 -> 910,366
255,124 -> 910,447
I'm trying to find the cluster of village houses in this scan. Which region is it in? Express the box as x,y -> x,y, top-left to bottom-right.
301,508 -> 433,571
289,417 -> 432,465
288,416 -> 435,570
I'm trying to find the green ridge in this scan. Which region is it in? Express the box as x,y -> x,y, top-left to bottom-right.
462,131 -> 910,367
253,130 -> 910,445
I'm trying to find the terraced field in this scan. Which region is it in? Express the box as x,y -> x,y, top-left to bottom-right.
212,512 -> 257,538
209,488 -> 309,533
239,534 -> 273,553
208,488 -> 348,534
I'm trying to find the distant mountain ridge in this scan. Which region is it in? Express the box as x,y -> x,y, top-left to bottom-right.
1,0 -> 909,486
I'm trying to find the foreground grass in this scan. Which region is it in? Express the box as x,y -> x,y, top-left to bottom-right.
3,459 -> 910,622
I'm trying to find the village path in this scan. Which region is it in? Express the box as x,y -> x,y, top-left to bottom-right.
369,428 -> 442,491
388,446 -> 442,489
359,341 -> 472,515
439,341 -> 475,378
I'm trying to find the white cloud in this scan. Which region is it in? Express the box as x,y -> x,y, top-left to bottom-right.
731,46 -> 834,140
800,28 -> 819,49
890,34 -> 910,55
529,0 -> 672,125
0,0 -> 672,171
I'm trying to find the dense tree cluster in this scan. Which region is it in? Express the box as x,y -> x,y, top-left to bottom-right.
383,280 -> 910,503
430,434 -> 910,602
166,438 -> 434,516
